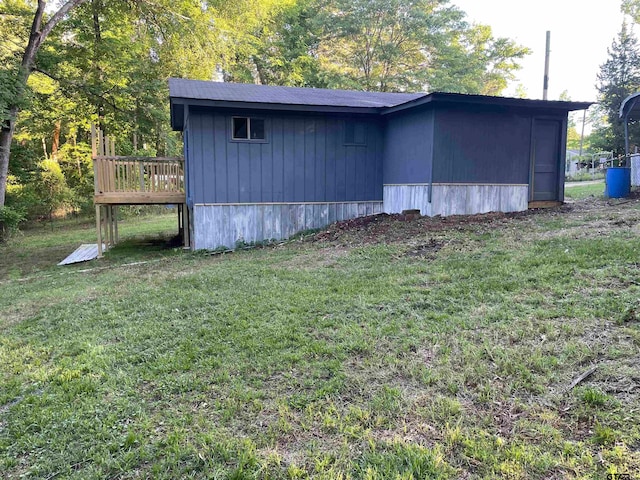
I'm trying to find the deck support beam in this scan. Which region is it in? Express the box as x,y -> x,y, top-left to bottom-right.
113,206 -> 119,244
183,204 -> 190,248
96,205 -> 103,258
90,125 -> 187,257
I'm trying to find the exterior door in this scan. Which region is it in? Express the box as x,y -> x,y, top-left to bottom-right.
531,119 -> 561,201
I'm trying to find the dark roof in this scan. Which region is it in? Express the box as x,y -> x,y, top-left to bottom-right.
169,78 -> 425,108
382,91 -> 593,115
620,91 -> 640,120
169,78 -> 593,130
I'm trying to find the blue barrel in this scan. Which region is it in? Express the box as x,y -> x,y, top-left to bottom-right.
605,167 -> 631,198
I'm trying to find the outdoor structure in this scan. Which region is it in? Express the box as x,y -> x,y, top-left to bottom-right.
620,93 -> 640,187
169,79 -> 590,250
91,126 -> 187,257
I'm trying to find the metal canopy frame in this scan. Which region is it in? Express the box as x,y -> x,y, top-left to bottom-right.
619,91 -> 640,157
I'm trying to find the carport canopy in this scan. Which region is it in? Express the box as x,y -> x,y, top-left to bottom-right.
619,92 -> 640,156
620,91 -> 640,121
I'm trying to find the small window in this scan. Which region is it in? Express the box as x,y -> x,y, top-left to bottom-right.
233,117 -> 248,139
251,119 -> 265,140
232,117 -> 266,141
345,121 -> 366,145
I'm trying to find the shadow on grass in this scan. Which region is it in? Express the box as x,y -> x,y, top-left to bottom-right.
101,233 -> 185,263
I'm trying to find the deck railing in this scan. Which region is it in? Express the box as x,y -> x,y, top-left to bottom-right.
93,156 -> 185,195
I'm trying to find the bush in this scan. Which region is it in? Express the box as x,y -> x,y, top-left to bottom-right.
35,159 -> 73,219
0,205 -> 25,242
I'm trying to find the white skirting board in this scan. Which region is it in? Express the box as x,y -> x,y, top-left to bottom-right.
632,155 -> 640,187
383,184 -> 529,216
192,202 -> 383,250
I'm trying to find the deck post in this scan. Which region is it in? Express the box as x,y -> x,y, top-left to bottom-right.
105,206 -> 110,248
105,205 -> 110,248
183,203 -> 190,248
96,205 -> 103,258
109,206 -> 115,247
113,206 -> 119,244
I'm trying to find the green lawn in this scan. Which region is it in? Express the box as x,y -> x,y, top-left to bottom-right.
1,200 -> 639,479
0,212 -> 181,279
565,182 -> 606,200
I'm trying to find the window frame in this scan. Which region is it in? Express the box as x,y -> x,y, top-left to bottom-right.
230,116 -> 268,143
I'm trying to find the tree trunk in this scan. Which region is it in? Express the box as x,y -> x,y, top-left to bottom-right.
0,0 -> 91,207
0,108 -> 18,206
52,120 -> 62,158
92,0 -> 105,133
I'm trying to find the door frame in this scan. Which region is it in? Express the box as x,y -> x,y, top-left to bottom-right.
528,115 -> 567,202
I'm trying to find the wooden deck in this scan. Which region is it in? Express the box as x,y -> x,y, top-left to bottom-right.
93,156 -> 186,204
91,126 -> 189,257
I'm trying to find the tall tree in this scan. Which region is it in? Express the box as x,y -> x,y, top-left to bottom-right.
593,22 -> 640,154
317,0 -> 462,92
313,0 -> 528,93
0,0 -> 90,208
428,23 -> 529,95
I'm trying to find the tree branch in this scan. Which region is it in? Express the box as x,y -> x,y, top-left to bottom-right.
40,0 -> 90,41
34,68 -> 125,113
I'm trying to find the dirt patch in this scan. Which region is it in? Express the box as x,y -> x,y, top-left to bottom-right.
404,239 -> 444,258
307,211 -> 532,247
299,195 -> 640,250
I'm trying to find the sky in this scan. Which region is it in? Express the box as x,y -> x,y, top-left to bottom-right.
453,0 -> 626,103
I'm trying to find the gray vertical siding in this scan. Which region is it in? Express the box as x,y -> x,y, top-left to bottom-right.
187,108 -> 383,204
432,107 -> 539,185
193,201 -> 383,250
383,184 -> 528,216
383,108 -> 434,184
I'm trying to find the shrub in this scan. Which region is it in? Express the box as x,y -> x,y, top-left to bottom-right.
34,159 -> 73,219
0,205 -> 25,242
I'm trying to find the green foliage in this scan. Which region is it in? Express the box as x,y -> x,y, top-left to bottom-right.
0,205 -> 25,241
0,0 -> 32,122
315,0 -> 528,93
594,22 -> 640,154
34,159 -> 73,218
580,387 -> 612,407
593,424 -> 618,446
56,142 -> 94,213
3,0 -> 530,223
428,23 -> 530,95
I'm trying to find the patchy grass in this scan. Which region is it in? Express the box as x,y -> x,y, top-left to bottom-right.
566,172 -> 606,183
1,198 -> 640,479
0,211 -> 180,279
565,182 -> 605,200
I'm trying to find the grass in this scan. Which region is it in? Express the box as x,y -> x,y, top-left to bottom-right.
1,199 -> 640,479
0,210 -> 180,279
565,182 -> 605,200
566,172 -> 605,183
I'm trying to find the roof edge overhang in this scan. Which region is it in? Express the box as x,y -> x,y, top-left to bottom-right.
169,91 -> 594,131
382,92 -> 593,115
170,97 -> 383,128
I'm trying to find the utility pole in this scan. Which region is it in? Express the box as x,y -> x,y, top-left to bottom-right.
543,31 -> 550,100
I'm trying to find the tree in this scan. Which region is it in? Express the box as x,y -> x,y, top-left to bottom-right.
312,0 -> 529,93
427,23 -> 529,95
594,22 -> 640,155
0,0 -> 91,208
226,0 -> 326,87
